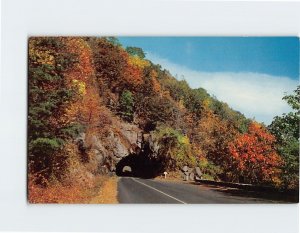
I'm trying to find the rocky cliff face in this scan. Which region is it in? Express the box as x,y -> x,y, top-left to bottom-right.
77,118 -> 142,173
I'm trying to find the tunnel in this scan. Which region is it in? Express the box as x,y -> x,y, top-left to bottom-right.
115,152 -> 163,178
115,134 -> 166,178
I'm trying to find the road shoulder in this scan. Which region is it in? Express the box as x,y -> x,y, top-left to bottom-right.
89,177 -> 119,204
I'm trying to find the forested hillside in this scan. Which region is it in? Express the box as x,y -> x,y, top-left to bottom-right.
28,37 -> 299,203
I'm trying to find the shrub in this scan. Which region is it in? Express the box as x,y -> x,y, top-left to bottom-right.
153,125 -> 196,171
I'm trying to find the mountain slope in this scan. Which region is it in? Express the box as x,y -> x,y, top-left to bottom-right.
28,37 -> 294,203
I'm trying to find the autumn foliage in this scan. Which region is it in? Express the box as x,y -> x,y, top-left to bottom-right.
28,37 -> 298,203
28,37 -> 105,202
228,122 -> 282,185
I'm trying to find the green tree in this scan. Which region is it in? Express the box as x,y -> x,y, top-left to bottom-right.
28,37 -> 79,183
126,46 -> 146,58
268,86 -> 300,189
135,94 -> 177,131
119,90 -> 134,122
106,37 -> 121,46
87,37 -> 127,93
153,125 -> 196,171
210,98 -> 250,133
159,78 -> 206,116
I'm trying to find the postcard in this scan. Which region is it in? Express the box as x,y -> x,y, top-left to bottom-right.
27,36 -> 299,203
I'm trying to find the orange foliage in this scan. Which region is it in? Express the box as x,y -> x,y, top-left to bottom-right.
150,70 -> 161,93
61,38 -> 103,130
64,37 -> 94,83
192,106 -> 237,159
28,177 -> 87,203
228,122 -> 282,185
66,83 -> 101,126
122,53 -> 144,87
28,173 -> 106,204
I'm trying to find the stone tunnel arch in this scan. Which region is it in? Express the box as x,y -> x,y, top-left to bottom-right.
115,132 -> 166,178
115,152 -> 163,178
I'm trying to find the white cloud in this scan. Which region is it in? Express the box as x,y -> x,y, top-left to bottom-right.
146,52 -> 299,125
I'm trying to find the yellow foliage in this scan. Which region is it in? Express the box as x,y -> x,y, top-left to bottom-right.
178,99 -> 185,109
180,135 -> 190,145
199,157 -> 209,167
202,98 -> 211,108
128,55 -> 150,69
29,39 -> 55,65
72,79 -> 86,95
65,142 -> 81,169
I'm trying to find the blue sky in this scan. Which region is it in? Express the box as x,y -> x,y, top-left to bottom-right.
118,37 -> 299,124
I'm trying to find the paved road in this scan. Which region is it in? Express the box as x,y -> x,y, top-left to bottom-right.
117,177 -> 280,203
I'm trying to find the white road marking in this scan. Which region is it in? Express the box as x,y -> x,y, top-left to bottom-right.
131,178 -> 187,204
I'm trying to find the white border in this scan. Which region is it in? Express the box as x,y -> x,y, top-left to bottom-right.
1,0 -> 299,232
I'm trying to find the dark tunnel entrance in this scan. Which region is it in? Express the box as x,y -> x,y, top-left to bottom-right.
116,152 -> 163,179
116,133 -> 165,178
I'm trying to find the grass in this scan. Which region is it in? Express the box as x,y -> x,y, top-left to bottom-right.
89,176 -> 118,204
28,175 -> 118,204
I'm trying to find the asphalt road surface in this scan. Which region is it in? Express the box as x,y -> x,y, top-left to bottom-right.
117,177 -> 284,203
